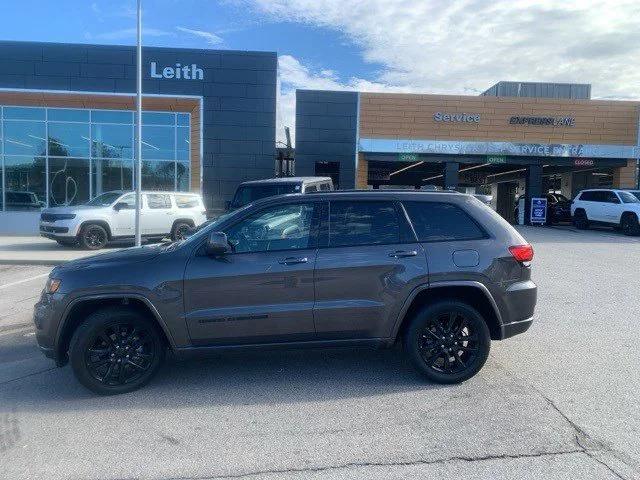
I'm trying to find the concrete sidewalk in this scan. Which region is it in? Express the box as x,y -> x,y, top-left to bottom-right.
0,236 -> 125,265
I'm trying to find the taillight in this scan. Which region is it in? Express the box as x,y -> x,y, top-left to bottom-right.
509,244 -> 534,263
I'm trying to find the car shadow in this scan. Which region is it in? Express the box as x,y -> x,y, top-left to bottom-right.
0,346 -> 447,412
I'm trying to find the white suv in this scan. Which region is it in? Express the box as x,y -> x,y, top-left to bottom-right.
571,189 -> 640,236
40,191 -> 207,249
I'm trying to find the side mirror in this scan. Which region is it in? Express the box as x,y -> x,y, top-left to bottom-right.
206,231 -> 230,256
225,200 -> 232,211
114,202 -> 130,211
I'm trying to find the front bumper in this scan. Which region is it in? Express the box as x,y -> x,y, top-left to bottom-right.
33,291 -> 67,364
39,220 -> 79,238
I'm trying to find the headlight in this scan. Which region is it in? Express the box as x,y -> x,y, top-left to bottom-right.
45,278 -> 62,294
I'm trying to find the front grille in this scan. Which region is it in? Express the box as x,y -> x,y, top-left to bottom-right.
40,213 -> 76,222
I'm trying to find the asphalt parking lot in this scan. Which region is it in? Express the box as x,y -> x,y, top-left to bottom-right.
0,226 -> 639,480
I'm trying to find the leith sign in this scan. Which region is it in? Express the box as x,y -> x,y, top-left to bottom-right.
150,62 -> 204,80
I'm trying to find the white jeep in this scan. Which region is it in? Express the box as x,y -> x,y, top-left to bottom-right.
571,189 -> 640,236
39,191 -> 207,249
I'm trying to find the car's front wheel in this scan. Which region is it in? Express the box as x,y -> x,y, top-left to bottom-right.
79,223 -> 109,250
404,301 -> 490,384
69,307 -> 165,395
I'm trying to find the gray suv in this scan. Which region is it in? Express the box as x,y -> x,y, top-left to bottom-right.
34,191 -> 537,394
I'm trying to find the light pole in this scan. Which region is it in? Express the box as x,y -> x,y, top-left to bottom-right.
134,0 -> 143,246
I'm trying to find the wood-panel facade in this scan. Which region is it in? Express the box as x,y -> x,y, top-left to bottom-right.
359,93 -> 640,147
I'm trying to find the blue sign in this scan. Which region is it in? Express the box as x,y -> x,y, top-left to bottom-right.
530,197 -> 547,224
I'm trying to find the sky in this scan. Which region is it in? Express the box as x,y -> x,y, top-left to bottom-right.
3,0 -> 640,143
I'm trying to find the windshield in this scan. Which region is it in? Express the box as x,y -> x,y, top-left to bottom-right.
629,191 -> 640,201
85,192 -> 124,207
618,191 -> 640,204
231,184 -> 299,208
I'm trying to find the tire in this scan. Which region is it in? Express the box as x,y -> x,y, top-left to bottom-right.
573,209 -> 589,230
69,307 -> 165,395
403,301 -> 490,384
79,223 -> 109,250
621,212 -> 640,236
171,221 -> 193,241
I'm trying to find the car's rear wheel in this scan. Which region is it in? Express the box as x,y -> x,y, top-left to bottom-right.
69,307 -> 165,395
403,301 -> 490,384
171,221 -> 193,241
79,224 -> 108,250
573,209 -> 589,230
621,212 -> 640,236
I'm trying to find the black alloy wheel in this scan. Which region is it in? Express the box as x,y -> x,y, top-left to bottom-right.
621,213 -> 640,236
80,224 -> 108,250
69,308 -> 165,395
404,301 -> 490,384
171,222 -> 193,241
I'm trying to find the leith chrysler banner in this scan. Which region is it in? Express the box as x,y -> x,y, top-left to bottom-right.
358,138 -> 637,159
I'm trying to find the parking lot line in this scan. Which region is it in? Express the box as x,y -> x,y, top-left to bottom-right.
0,273 -> 49,290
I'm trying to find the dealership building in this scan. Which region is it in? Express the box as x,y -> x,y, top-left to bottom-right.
0,40 -> 276,232
1,40 -> 639,231
295,84 -> 640,221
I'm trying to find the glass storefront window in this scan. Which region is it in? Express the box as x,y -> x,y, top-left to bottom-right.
142,112 -> 174,125
177,113 -> 190,126
141,160 -> 176,191
92,158 -> 133,196
48,109 -> 90,122
92,123 -> 133,159
177,127 -> 190,161
48,122 -> 90,158
141,125 -> 175,160
177,162 -> 190,191
1,106 -> 190,210
3,156 -> 46,211
48,158 -> 90,206
3,107 -> 45,121
91,110 -> 133,124
3,121 -> 46,156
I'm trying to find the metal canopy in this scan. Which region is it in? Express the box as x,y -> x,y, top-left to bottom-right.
359,138 -> 637,160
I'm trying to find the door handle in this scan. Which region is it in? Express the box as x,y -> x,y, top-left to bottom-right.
388,250 -> 418,258
278,257 -> 308,265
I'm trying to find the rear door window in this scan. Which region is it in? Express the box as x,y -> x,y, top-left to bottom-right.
403,201 -> 486,242
146,193 -> 172,209
328,201 -> 400,247
579,191 -> 595,201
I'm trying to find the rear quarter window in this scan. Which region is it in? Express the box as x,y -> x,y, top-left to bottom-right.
175,194 -> 200,208
403,201 -> 487,242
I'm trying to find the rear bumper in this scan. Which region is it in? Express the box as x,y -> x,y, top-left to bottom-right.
500,316 -> 533,339
497,279 -> 537,339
